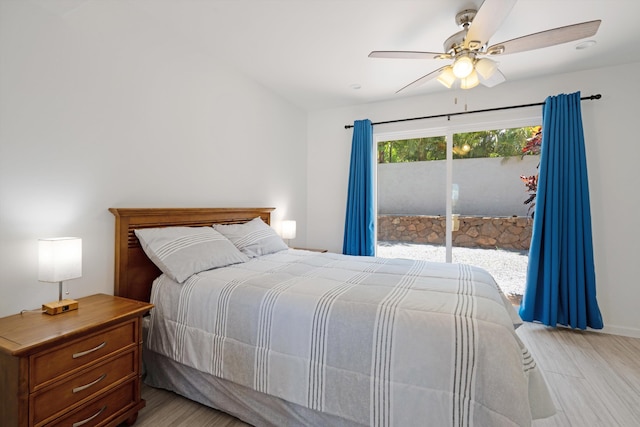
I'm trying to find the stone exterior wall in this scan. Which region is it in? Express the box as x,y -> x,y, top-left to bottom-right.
378,215 -> 532,251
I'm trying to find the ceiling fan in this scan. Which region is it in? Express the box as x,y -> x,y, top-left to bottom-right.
369,0 -> 601,92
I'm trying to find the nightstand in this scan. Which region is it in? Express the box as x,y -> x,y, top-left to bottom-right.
0,293 -> 153,427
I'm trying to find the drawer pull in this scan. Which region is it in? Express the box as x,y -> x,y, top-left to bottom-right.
72,341 -> 106,359
72,405 -> 107,427
72,373 -> 107,393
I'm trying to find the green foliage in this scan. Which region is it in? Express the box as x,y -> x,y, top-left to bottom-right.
377,136 -> 446,163
377,126 -> 539,163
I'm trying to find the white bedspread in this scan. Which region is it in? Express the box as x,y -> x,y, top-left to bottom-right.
147,250 -> 554,426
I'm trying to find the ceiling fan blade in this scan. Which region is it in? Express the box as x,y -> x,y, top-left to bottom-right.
486,20 -> 601,55
479,68 -> 506,87
369,51 -> 451,60
396,67 -> 446,93
464,0 -> 517,50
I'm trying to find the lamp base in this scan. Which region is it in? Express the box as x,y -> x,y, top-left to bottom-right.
42,299 -> 79,315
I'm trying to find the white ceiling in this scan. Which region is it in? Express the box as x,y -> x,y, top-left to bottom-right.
29,0 -> 640,111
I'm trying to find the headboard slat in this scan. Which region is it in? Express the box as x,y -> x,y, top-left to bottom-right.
110,207 -> 275,302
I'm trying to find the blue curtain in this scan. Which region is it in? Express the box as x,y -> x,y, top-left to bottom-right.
343,119 -> 375,256
519,92 -> 603,329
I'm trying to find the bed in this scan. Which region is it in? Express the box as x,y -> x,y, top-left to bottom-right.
110,207 -> 555,427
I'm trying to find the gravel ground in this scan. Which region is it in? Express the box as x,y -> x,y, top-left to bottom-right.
376,241 -> 528,299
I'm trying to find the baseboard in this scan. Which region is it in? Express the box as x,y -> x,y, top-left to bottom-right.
523,321 -> 640,339
599,324 -> 640,339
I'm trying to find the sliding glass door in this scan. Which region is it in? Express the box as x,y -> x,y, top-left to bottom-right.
375,118 -> 540,302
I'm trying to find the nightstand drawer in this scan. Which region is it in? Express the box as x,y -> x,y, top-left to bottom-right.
44,379 -> 137,427
32,349 -> 137,425
30,319 -> 138,391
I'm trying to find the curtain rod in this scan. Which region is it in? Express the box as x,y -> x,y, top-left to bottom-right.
344,93 -> 602,129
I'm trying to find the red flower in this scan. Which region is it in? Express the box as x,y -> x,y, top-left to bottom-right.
522,126 -> 542,155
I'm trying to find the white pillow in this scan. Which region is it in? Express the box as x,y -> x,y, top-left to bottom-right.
213,217 -> 288,258
134,226 -> 249,283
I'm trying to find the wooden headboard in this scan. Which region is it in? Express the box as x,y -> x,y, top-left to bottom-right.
109,207 -> 275,303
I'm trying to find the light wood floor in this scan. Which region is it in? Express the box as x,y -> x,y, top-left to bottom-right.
131,322 -> 640,426
522,323 -> 640,427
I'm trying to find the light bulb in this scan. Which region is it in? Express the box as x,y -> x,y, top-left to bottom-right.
452,55 -> 474,78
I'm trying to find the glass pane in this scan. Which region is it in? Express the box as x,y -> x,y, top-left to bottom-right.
377,136 -> 448,262
450,126 -> 540,305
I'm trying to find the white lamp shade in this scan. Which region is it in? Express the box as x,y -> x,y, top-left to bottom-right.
475,58 -> 498,80
460,70 -> 480,89
38,237 -> 82,282
436,66 -> 456,88
280,220 -> 297,240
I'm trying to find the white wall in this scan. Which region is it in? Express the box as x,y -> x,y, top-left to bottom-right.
307,63 -> 640,337
0,2 -> 307,316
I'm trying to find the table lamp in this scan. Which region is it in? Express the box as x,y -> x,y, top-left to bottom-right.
281,220 -> 296,246
38,237 -> 82,315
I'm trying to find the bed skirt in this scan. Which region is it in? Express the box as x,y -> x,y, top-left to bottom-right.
143,345 -> 365,427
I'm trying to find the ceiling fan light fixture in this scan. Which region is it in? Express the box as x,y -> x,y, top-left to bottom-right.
452,54 -> 474,78
437,66 -> 456,88
371,4 -> 602,94
475,58 -> 498,79
460,70 -> 479,89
